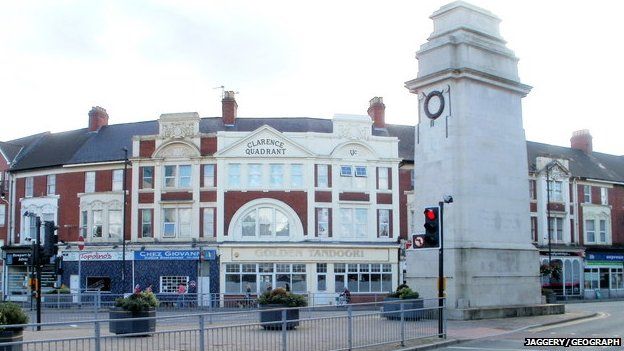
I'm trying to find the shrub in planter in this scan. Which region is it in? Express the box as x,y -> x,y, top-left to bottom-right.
258,288 -> 307,330
383,284 -> 424,320
109,286 -> 159,335
0,302 -> 29,351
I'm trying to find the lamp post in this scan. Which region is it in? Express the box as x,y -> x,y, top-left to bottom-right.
121,148 -> 130,292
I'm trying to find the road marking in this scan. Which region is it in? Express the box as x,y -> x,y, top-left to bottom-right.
529,312 -> 609,332
448,347 -> 542,351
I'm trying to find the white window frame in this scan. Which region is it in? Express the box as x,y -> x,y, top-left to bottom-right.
85,172 -> 95,193
108,210 -> 122,239
291,164 -> 303,187
203,208 -> 215,237
229,163 -> 241,186
585,219 -> 595,243
317,208 -> 329,237
47,175 -> 56,195
163,165 -> 192,189
600,188 -> 608,205
270,164 -> 284,187
92,210 -> 103,238
79,211 -> 87,238
583,185 -> 591,203
160,276 -> 189,294
548,180 -> 563,202
378,209 -> 390,237
340,165 -> 352,177
0,204 -> 5,227
142,167 -> 154,189
203,164 -> 215,188
317,164 -> 329,188
548,217 -> 564,242
340,208 -> 368,238
162,207 -> 192,238
354,166 -> 367,177
141,209 -> 152,238
112,170 -> 123,191
25,177 -> 33,198
599,219 -> 607,243
240,206 -> 290,238
378,167 -> 389,190
248,163 -> 262,187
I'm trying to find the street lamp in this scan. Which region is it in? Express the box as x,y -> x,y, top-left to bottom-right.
540,161 -> 558,266
121,147 -> 131,292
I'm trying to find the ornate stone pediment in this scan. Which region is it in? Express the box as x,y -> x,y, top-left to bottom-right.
333,114 -> 372,141
158,112 -> 200,140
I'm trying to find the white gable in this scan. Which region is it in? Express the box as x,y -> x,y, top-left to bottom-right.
217,125 -> 314,158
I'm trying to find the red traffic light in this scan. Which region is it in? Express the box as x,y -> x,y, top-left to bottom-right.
424,208 -> 437,221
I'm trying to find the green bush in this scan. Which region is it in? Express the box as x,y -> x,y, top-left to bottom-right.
258,288 -> 307,307
115,290 -> 159,312
0,302 -> 29,331
387,284 -> 420,299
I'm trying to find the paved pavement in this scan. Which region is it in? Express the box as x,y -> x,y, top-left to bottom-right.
434,300 -> 623,351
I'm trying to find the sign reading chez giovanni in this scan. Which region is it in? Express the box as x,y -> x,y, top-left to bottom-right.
245,138 -> 286,156
230,247 -> 391,262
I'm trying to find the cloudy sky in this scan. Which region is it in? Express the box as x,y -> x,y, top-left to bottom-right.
1,0 -> 623,154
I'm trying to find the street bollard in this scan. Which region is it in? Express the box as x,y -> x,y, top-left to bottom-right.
400,303 -> 405,347
347,305 -> 353,351
281,309 -> 288,351
199,314 -> 206,351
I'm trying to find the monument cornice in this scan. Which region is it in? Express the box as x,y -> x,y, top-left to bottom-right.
405,67 -> 532,96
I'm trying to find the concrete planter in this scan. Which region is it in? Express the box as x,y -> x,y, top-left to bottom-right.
109,308 -> 156,335
0,330 -> 23,351
545,293 -> 557,304
259,304 -> 300,330
382,298 -> 424,320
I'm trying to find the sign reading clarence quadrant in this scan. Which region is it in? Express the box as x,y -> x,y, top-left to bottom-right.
245,138 -> 286,155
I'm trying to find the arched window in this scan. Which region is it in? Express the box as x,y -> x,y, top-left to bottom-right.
241,207 -> 290,237
230,199 -> 303,240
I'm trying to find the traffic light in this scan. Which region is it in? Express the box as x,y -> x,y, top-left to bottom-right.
423,206 -> 440,248
43,221 -> 59,258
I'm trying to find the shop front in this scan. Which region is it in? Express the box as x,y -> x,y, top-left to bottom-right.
539,251 -> 583,298
220,244 -> 399,305
62,247 -> 218,301
584,250 -> 624,299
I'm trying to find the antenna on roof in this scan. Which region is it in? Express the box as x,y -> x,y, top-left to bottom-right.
213,85 -> 239,99
213,85 -> 225,98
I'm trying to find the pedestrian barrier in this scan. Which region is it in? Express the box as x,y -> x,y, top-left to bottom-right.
0,298 -> 446,351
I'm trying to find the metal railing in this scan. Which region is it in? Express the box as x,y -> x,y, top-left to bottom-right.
0,298 -> 446,351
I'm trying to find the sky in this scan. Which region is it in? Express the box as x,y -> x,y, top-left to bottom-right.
1,0 -> 623,155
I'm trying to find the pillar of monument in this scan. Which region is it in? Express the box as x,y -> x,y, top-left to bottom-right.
404,1 -> 541,317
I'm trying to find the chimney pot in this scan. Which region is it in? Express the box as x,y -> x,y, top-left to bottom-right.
367,97 -> 385,128
570,129 -> 592,154
222,91 -> 238,125
88,106 -> 109,132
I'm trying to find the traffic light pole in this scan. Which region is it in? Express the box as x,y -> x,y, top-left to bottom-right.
33,216 -> 42,331
438,201 -> 444,338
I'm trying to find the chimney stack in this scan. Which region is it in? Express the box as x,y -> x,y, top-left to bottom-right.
570,129 -> 592,154
222,91 -> 238,125
367,97 -> 385,129
88,106 -> 109,132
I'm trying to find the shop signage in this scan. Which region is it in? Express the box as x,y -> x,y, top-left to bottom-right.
230,247 -> 391,262
203,249 -> 217,260
63,251 -> 127,262
586,252 -> 624,262
538,251 -> 581,257
6,253 -> 31,265
245,138 -> 286,156
134,250 -> 200,261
